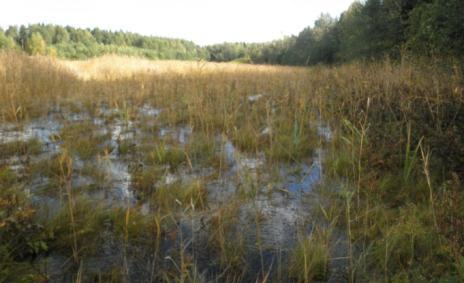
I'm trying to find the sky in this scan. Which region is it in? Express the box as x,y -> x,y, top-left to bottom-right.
0,0 -> 355,45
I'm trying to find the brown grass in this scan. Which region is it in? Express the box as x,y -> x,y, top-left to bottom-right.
0,50 -> 463,282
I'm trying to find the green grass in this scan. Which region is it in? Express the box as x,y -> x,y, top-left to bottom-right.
48,196 -> 108,257
185,132 -> 221,167
0,138 -> 42,158
60,122 -> 110,160
147,143 -> 186,170
151,179 -> 208,213
130,166 -> 161,197
0,52 -> 462,281
289,228 -> 330,282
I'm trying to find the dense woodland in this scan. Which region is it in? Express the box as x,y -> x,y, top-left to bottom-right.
207,0 -> 464,64
0,25 -> 208,60
1,0 -> 463,64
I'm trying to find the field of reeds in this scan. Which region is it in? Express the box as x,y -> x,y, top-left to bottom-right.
0,51 -> 463,282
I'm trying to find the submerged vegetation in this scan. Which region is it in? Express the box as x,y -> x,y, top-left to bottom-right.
0,48 -> 463,282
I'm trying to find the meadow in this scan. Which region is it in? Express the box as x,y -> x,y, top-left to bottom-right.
0,51 -> 463,282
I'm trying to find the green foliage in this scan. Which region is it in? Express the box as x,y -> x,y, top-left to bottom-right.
148,143 -> 186,170
25,32 -> 46,55
59,122 -> 109,160
5,3 -> 463,64
3,24 -> 207,60
53,26 -> 69,44
0,31 -> 17,50
289,228 -> 330,282
208,0 -> 464,65
407,0 -> 464,57
49,196 -> 107,256
0,139 -> 42,159
0,167 -> 48,282
151,180 -> 208,212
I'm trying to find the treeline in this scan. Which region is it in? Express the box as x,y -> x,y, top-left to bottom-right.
1,0 -> 463,64
207,0 -> 464,65
0,24 -> 208,60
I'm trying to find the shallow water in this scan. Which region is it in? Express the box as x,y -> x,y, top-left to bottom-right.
0,118 -> 62,149
100,158 -> 134,204
0,106 -> 347,281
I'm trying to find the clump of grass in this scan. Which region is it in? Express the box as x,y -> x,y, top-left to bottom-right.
157,106 -> 190,126
28,152 -> 76,195
147,143 -> 186,170
110,207 -> 163,245
151,179 -> 208,212
0,52 -> 76,122
139,122 -> 160,138
183,179 -> 208,211
206,201 -> 247,274
78,163 -> 107,188
266,119 -> 317,162
231,123 -> 262,153
0,166 -> 17,187
117,101 -> 132,125
289,228 -> 331,282
236,172 -> 259,200
92,267 -> 125,283
185,132 -> 221,167
130,166 -> 162,197
117,139 -> 136,155
0,138 -> 42,159
48,196 -> 108,258
60,122 -> 109,160
0,166 -> 49,282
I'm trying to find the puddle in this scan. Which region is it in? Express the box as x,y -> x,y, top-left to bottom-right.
0,119 -> 62,150
244,196 -> 307,247
223,138 -> 265,172
164,172 -> 178,185
66,112 -> 91,122
260,126 -> 271,136
248,94 -> 265,102
317,121 -> 333,141
139,104 -> 161,117
178,126 -> 192,144
99,108 -> 119,118
159,125 -> 192,144
283,149 -> 324,194
0,107 -> 345,280
99,157 -> 134,205
0,119 -> 63,173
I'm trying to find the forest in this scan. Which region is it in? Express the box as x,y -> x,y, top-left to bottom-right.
1,0 -> 463,64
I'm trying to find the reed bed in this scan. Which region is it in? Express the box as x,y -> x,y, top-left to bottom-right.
0,50 -> 462,282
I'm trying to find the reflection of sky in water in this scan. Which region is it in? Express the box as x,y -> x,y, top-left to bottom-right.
223,139 -> 264,172
0,119 -> 61,144
285,148 -> 325,194
101,158 -> 134,204
286,162 -> 322,193
0,109 -> 344,280
0,119 -> 63,155
159,126 -> 192,144
139,105 -> 161,117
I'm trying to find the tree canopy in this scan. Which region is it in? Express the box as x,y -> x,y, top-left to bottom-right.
206,0 -> 464,65
0,0 -> 462,64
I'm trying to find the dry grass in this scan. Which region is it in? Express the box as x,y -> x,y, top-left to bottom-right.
0,50 -> 463,282
57,54 -> 300,80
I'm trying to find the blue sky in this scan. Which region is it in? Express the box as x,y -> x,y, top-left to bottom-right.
0,0 -> 355,45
